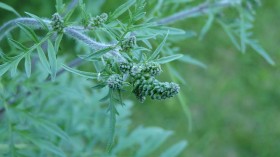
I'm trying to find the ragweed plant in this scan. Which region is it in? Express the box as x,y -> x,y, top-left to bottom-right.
0,0 -> 274,156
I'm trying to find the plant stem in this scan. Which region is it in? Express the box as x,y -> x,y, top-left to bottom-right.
157,0 -> 234,25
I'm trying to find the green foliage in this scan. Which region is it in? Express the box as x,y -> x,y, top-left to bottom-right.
0,0 -> 276,156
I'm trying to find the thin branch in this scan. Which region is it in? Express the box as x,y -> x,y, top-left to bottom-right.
0,18 -> 51,40
157,0 -> 234,25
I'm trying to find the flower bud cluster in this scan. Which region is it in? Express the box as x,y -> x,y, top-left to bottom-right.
107,74 -> 123,90
90,13 -> 108,27
119,62 -> 179,102
132,75 -> 180,103
120,36 -> 136,52
119,62 -> 133,73
142,62 -> 162,76
51,13 -> 64,33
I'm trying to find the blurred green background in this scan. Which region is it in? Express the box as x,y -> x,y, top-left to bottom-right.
1,0 -> 279,157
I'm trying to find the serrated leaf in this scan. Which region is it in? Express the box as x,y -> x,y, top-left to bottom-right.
155,54 -> 183,64
8,38 -> 28,51
48,40 -> 57,81
248,40 -> 275,65
110,0 -> 136,19
37,47 -> 51,73
148,31 -> 169,61
17,23 -> 39,43
0,2 -> 21,17
25,12 -> 49,30
61,64 -> 98,79
107,90 -> 118,151
24,53 -> 31,77
179,55 -> 207,69
160,141 -> 187,157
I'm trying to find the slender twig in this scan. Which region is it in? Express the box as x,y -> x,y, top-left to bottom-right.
157,0 -> 234,25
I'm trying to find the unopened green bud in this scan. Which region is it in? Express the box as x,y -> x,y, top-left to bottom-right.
120,36 -> 136,52
51,13 -> 64,33
107,74 -> 123,90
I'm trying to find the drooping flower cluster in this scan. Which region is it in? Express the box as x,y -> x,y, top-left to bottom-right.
51,13 -> 64,33
132,75 -> 180,103
90,13 -> 108,27
120,36 -> 136,52
118,62 -> 179,102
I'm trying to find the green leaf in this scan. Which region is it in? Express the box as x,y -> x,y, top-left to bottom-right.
82,47 -> 114,60
110,0 -> 136,19
17,23 -> 39,43
107,90 -> 119,151
55,34 -> 63,52
0,63 -> 11,77
61,64 -> 98,79
25,12 -> 49,30
48,40 -> 57,81
135,127 -> 173,157
179,55 -> 207,69
55,0 -> 65,14
248,40 -> 275,65
24,53 -> 32,77
155,54 -> 183,64
37,47 -> 51,74
218,20 -> 241,50
160,141 -> 187,157
32,139 -> 66,157
148,32 -> 169,61
199,14 -> 214,40
239,7 -> 246,53
36,118 -> 72,143
10,57 -> 22,77
0,2 -> 21,17
8,38 -> 28,51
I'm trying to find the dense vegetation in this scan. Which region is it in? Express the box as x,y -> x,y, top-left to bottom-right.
0,0 -> 279,156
